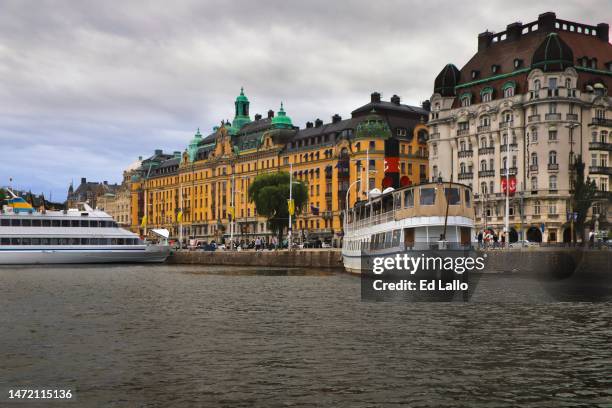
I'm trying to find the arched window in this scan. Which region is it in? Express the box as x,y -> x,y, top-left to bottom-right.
480,160 -> 487,171
432,143 -> 438,156
489,136 -> 494,147
549,175 -> 557,190
460,162 -> 466,173
502,157 -> 507,169
531,177 -> 538,191
460,140 -> 466,151
480,137 -> 486,148
460,93 -> 472,107
503,81 -> 516,98
565,78 -> 572,89
531,152 -> 538,166
549,151 -> 557,164
502,133 -> 507,145
489,159 -> 494,170
481,182 -> 487,194
534,79 -> 541,91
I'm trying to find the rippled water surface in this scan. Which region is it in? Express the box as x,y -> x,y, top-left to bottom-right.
1,265 -> 611,407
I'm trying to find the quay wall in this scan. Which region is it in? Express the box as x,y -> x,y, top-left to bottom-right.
168,249 -> 344,269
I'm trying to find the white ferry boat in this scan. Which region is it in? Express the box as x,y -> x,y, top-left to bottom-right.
342,182 -> 475,273
0,189 -> 170,264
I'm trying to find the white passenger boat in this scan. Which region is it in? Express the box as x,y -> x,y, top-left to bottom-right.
342,182 -> 475,274
0,189 -> 170,264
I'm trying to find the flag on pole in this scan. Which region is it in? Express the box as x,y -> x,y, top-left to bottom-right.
177,211 -> 183,223
140,215 -> 147,227
287,199 -> 295,216
228,206 -> 235,219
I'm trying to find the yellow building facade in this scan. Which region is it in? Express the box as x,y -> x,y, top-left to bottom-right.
130,91 -> 430,246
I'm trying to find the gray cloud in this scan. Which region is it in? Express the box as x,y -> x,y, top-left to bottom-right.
0,0 -> 607,199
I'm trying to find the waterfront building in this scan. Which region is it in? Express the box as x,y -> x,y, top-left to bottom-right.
427,12 -> 612,243
130,90 -> 430,246
67,178 -> 120,209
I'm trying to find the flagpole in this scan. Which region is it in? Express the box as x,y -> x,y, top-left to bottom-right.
288,162 -> 293,249
230,172 -> 235,249
179,179 -> 183,249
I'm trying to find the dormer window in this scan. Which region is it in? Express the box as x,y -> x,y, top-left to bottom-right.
480,87 -> 494,103
471,70 -> 480,79
396,128 -> 407,137
591,58 -> 598,69
460,93 -> 472,107
513,59 -> 523,69
491,64 -> 500,74
502,81 -> 516,98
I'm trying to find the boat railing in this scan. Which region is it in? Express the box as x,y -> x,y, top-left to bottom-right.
347,210 -> 395,231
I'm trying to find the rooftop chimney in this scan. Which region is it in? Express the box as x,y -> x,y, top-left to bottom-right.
506,22 -> 522,41
81,177 -> 86,185
138,156 -> 143,161
306,121 -> 313,128
597,23 -> 609,42
254,113 -> 262,121
390,95 -> 400,105
371,92 -> 381,103
332,114 -> 342,123
538,12 -> 556,32
154,149 -> 162,155
315,118 -> 323,127
421,100 -> 431,112
478,31 -> 494,51
103,180 -> 108,185
267,110 -> 274,119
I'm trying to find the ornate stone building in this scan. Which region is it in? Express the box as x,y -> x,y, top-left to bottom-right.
129,90 -> 431,245
66,178 -> 120,209
428,12 -> 611,243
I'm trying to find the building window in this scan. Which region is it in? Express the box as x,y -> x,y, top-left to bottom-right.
480,160 -> 487,171
531,177 -> 538,191
460,162 -> 466,173
481,182 -> 487,195
549,151 -> 557,164
549,130 -> 557,141
565,78 -> 572,89
549,103 -> 557,114
460,95 -> 471,107
432,165 -> 438,179
460,140 -> 466,151
531,152 -> 538,166
369,141 -> 375,150
534,200 -> 541,215
531,128 -> 538,142
549,175 -> 557,190
548,202 -> 557,214
432,143 -> 438,156
489,181 -> 494,194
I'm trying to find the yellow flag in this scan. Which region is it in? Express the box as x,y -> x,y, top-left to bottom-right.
229,206 -> 235,218
287,199 -> 295,216
140,215 -> 147,227
177,211 -> 183,222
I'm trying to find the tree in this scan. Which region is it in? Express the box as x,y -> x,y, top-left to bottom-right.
571,156 -> 597,244
248,172 -> 308,244
0,188 -> 5,206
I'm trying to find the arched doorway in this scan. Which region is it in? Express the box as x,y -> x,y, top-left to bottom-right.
527,226 -> 542,242
508,227 -> 518,243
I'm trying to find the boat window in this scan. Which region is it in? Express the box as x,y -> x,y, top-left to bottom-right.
32,219 -> 41,227
111,222 -> 118,228
111,238 -> 117,245
51,220 -> 60,227
403,190 -> 414,208
118,238 -> 125,245
90,238 -> 98,245
1,238 -> 10,245
31,238 -> 40,245
99,220 -> 107,227
0,219 -> 9,226
60,238 -> 69,245
90,220 -> 99,228
50,238 -> 59,245
11,238 -> 21,245
42,220 -> 51,227
80,220 -> 89,228
70,238 -> 79,245
21,219 -> 32,227
465,190 -> 471,207
420,188 -> 436,205
71,220 -> 79,227
11,219 -> 21,227
41,238 -> 49,245
392,230 -> 401,246
79,238 -> 87,245
61,220 -> 70,227
22,238 -> 31,245
444,188 -> 461,205
394,193 -> 401,211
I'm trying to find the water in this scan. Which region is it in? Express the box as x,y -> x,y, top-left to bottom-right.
1,265 -> 610,407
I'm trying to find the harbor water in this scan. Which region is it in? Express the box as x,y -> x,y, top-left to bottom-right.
1,265 -> 610,407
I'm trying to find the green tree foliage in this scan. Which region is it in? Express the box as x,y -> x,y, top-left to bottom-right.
248,172 -> 308,243
0,188 -> 6,206
571,156 -> 597,243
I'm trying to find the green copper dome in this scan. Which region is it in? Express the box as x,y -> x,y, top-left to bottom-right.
355,110 -> 391,139
230,87 -> 251,134
187,128 -> 202,162
271,102 -> 293,129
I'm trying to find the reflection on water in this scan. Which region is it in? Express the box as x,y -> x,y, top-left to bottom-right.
1,265 -> 610,407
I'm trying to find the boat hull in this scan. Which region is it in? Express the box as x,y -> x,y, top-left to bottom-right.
0,245 -> 170,265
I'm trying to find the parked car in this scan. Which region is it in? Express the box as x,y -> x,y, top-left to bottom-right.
509,240 -> 539,248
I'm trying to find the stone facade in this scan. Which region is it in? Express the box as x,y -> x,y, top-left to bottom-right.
428,12 -> 611,243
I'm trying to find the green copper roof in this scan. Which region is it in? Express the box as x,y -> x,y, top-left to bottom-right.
271,102 -> 293,129
230,87 -> 251,134
187,128 -> 203,162
235,87 -> 249,103
355,109 -> 391,139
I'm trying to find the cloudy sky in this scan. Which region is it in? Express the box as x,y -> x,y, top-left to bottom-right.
0,0 -> 608,200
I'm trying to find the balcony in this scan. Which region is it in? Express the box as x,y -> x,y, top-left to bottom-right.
566,113 -> 578,121
499,121 -> 513,129
478,147 -> 495,155
528,114 -> 540,123
477,125 -> 490,133
545,113 -> 561,121
478,170 -> 495,178
589,142 -> 612,151
547,163 -> 559,171
458,172 -> 474,180
500,143 -> 518,152
457,128 -> 470,136
592,118 -> 612,127
458,150 -> 473,158
594,190 -> 612,200
500,167 -> 517,176
589,166 -> 612,175
530,164 -> 538,172
429,132 -> 440,140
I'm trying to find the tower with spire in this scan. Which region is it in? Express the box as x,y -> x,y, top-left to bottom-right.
230,87 -> 251,134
